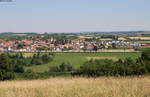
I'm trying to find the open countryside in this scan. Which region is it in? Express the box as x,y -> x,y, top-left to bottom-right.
25,52 -> 140,72
129,37 -> 150,40
0,32 -> 150,97
0,77 -> 150,97
1,0 -> 150,96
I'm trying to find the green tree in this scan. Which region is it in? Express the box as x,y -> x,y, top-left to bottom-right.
14,65 -> 24,73
0,54 -> 15,80
42,54 -> 53,63
139,49 -> 150,72
93,46 -> 98,51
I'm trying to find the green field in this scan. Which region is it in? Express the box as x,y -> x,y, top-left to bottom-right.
25,52 -> 141,73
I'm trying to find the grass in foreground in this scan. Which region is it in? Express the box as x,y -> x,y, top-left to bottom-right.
0,77 -> 150,97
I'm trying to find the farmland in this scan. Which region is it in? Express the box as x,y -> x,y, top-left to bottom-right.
127,36 -> 150,44
25,52 -> 140,72
129,37 -> 150,40
0,77 -> 150,97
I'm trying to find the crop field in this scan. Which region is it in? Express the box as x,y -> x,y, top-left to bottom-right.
25,52 -> 140,72
135,41 -> 150,44
129,37 -> 150,40
0,77 -> 150,97
118,37 -> 127,40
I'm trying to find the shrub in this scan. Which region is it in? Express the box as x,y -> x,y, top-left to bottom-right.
73,53 -> 150,77
49,62 -> 73,72
14,65 -> 24,73
0,53 -> 15,80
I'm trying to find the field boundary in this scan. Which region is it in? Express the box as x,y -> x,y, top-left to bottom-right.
0,51 -> 140,53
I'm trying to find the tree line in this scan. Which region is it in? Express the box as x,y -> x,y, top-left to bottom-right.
72,49 -> 150,76
9,53 -> 53,66
1,49 -> 150,80
0,53 -> 54,80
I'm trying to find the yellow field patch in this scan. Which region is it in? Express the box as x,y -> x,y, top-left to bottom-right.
23,53 -> 34,57
14,34 -> 27,36
0,77 -> 149,97
118,37 -> 127,40
86,57 -> 119,61
129,37 -> 150,40
97,49 -> 135,52
79,35 -> 94,39
99,38 -> 112,40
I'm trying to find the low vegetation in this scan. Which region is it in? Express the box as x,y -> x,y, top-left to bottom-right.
0,53 -> 54,80
0,49 -> 149,80
72,49 -> 150,76
10,52 -> 53,66
25,52 -> 140,72
0,77 -> 150,97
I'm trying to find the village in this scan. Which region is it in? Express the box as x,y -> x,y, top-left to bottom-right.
0,37 -> 148,52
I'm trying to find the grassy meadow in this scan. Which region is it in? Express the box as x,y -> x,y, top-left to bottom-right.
0,77 -> 150,97
25,52 -> 140,72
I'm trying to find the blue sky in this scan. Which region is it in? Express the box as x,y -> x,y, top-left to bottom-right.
0,0 -> 150,32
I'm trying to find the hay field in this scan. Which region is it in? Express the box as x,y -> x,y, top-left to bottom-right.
0,77 -> 150,97
86,56 -> 118,61
118,37 -> 127,40
129,37 -> 150,40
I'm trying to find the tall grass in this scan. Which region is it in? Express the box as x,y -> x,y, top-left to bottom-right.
0,77 -> 150,97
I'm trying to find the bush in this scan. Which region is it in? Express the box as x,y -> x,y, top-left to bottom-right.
49,62 -> 73,72
41,54 -> 53,64
26,69 -> 33,73
73,53 -> 150,77
0,53 -> 15,80
14,65 -> 24,73
0,72 -> 15,80
73,59 -> 115,76
9,53 -> 53,66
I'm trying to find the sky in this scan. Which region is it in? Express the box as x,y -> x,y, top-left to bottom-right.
0,0 -> 150,32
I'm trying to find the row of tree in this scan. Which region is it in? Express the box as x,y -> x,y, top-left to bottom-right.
0,53 -> 54,80
49,62 -> 73,72
9,53 -> 53,66
1,49 -> 150,80
0,53 -> 17,80
73,49 -> 150,76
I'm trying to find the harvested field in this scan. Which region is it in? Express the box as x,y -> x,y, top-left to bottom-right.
129,37 -> 150,40
118,37 -> 127,40
86,56 -> 118,61
0,77 -> 150,97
